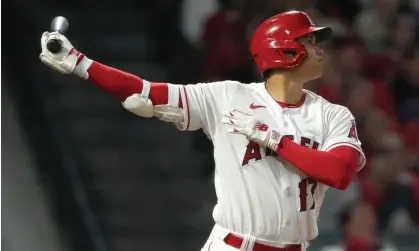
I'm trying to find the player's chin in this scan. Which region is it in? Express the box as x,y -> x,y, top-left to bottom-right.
308,66 -> 324,81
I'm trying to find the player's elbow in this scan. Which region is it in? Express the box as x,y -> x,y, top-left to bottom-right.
321,173 -> 354,190
329,149 -> 360,190
334,162 -> 358,190
335,176 -> 354,190
325,177 -> 351,190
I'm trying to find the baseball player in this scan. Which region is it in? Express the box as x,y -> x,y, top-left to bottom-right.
40,11 -> 366,251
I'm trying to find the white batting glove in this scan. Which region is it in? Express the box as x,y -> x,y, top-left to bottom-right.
154,105 -> 184,123
221,109 -> 282,151
39,31 -> 91,79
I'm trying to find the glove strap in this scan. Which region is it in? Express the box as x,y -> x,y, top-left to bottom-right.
69,48 -> 85,65
267,130 -> 282,151
68,48 -> 93,79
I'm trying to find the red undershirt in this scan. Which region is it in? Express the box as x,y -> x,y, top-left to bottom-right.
87,61 -> 360,190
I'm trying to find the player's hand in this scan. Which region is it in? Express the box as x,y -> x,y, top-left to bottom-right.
222,109 -> 282,151
39,31 -> 88,78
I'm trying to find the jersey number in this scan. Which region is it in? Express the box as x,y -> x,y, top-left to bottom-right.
298,178 -> 318,212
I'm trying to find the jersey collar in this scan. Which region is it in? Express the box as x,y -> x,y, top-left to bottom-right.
254,82 -> 308,109
277,93 -> 306,108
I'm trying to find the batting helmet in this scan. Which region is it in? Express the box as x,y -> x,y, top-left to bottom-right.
250,11 -> 333,73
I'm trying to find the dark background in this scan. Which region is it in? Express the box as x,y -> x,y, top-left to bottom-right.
2,0 -> 419,251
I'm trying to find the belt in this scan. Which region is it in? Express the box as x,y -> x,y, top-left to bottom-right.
224,233 -> 302,251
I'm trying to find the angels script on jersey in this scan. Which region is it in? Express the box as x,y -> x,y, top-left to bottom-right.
242,135 -> 320,166
242,135 -> 321,213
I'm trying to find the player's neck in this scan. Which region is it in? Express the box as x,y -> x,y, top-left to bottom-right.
265,74 -> 305,104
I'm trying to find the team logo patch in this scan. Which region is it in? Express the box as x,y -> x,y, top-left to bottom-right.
348,120 -> 359,140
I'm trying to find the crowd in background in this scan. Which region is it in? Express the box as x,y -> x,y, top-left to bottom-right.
184,0 -> 419,250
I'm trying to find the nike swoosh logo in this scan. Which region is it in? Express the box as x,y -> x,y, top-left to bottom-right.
250,103 -> 266,109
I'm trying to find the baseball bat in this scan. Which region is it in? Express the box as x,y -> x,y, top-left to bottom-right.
46,16 -> 69,54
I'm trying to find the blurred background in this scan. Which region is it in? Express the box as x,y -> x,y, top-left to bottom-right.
2,0 -> 419,251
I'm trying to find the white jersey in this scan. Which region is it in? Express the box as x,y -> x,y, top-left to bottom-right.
175,81 -> 366,245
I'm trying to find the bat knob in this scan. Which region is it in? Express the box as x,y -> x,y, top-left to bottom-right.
47,16 -> 69,54
47,38 -> 62,53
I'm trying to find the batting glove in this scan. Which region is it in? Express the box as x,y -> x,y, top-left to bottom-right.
221,109 -> 282,151
39,31 -> 91,79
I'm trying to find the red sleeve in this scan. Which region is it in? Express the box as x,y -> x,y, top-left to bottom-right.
276,137 -> 360,190
87,61 -> 183,107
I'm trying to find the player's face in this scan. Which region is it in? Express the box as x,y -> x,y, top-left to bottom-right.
297,34 -> 324,80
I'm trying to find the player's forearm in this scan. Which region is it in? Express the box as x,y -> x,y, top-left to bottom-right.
276,138 -> 359,190
86,61 -> 182,107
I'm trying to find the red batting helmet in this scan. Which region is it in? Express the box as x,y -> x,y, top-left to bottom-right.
250,11 -> 333,73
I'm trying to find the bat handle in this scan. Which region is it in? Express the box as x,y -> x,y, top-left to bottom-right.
47,38 -> 63,54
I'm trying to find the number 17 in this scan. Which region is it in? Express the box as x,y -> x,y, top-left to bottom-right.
298,178 -> 318,212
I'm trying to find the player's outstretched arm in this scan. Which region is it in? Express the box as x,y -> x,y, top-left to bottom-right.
85,61 -> 184,121
39,31 -> 184,123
